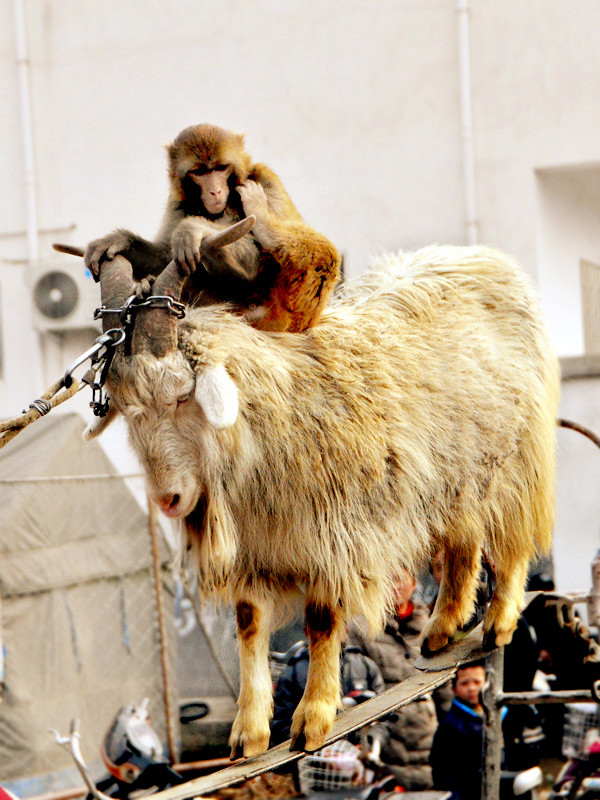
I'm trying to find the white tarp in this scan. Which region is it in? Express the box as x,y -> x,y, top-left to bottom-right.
0,413 -> 176,786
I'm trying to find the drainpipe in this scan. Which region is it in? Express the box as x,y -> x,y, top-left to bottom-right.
13,0 -> 48,396
457,0 -> 479,245
13,0 -> 39,264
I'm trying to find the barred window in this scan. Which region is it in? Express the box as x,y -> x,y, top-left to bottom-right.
580,260 -> 600,354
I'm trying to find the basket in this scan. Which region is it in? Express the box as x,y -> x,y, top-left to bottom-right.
298,740 -> 367,794
562,703 -> 600,759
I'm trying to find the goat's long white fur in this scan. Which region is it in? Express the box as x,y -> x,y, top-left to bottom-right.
97,245 -> 560,757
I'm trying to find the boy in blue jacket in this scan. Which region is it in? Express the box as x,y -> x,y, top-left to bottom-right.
430,660 -> 542,800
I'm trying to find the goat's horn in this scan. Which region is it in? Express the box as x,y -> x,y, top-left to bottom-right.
130,259 -> 184,357
98,256 -> 134,333
132,216 -> 255,357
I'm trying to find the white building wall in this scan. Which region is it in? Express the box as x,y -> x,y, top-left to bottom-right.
1,0 -> 600,594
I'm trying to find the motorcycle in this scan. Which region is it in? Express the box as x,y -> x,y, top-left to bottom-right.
92,699 -> 184,799
53,698 -> 208,800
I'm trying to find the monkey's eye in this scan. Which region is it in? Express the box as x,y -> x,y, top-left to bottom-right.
190,165 -> 209,176
214,164 -> 229,172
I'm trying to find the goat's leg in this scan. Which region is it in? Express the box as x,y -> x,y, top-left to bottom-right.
229,594 -> 274,759
483,550 -> 529,648
290,601 -> 345,752
422,542 -> 483,654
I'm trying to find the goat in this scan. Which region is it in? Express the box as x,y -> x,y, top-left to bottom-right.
88,226 -> 560,759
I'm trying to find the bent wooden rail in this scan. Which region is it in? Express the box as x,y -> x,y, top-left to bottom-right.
151,651 -> 462,800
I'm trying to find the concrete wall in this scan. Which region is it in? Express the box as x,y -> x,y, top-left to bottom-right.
1,0 -> 600,593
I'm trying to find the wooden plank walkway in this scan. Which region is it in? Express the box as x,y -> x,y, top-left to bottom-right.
151,642 -> 466,800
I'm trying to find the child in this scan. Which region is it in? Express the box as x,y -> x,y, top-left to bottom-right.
429,661 -> 490,800
430,661 -> 543,800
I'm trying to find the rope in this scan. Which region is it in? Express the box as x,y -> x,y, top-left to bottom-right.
0,377 -> 80,450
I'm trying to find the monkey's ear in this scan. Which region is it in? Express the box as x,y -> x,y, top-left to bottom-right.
83,404 -> 120,440
195,364 -> 239,430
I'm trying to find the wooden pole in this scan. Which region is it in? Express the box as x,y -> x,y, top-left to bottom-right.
481,646 -> 504,800
148,495 -> 178,763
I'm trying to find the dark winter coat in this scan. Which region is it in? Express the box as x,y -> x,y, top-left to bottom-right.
348,602 -> 438,790
430,698 -> 543,800
430,699 -> 492,800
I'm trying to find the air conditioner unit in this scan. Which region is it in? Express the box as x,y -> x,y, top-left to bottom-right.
30,260 -> 101,332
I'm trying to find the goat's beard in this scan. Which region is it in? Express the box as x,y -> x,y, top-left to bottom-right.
185,495 -> 206,539
182,491 -> 237,592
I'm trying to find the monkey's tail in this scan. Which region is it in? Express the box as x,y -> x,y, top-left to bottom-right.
53,243 -> 84,257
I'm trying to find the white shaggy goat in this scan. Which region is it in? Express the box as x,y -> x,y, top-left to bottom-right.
88,229 -> 559,759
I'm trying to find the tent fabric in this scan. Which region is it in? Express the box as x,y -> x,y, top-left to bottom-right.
0,413 -> 177,784
0,414 -> 154,595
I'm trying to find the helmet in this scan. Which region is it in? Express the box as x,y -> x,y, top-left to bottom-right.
101,699 -> 167,783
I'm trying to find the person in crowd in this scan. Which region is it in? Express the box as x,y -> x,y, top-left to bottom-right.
348,571 -> 438,790
430,661 -> 544,800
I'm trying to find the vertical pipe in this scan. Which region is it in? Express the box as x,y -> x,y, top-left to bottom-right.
13,0 -> 47,395
481,647 -> 504,800
13,0 -> 39,264
457,0 -> 479,245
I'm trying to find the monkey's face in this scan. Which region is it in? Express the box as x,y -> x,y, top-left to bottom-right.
188,164 -> 233,215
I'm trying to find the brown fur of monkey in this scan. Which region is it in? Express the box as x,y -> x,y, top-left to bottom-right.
84,124 -> 341,333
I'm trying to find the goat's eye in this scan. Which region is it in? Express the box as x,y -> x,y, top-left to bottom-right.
176,395 -> 191,408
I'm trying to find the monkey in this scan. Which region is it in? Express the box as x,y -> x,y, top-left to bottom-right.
82,124 -> 342,332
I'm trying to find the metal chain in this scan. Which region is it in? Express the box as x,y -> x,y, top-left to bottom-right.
0,294 -> 187,450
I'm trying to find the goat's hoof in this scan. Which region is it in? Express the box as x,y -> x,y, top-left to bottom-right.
290,726 -> 327,752
304,735 -> 327,752
483,625 -> 513,650
482,627 -> 497,651
230,743 -> 245,761
421,632 -> 449,657
289,731 -> 306,752
230,735 -> 269,760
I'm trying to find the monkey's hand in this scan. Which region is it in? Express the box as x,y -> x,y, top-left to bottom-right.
171,217 -> 210,274
238,181 -> 270,222
84,229 -> 137,278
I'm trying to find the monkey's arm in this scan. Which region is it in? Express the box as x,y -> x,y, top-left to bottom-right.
85,229 -> 170,281
171,216 -> 261,284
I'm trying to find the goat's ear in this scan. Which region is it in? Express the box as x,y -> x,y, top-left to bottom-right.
195,365 -> 239,430
83,404 -> 119,440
